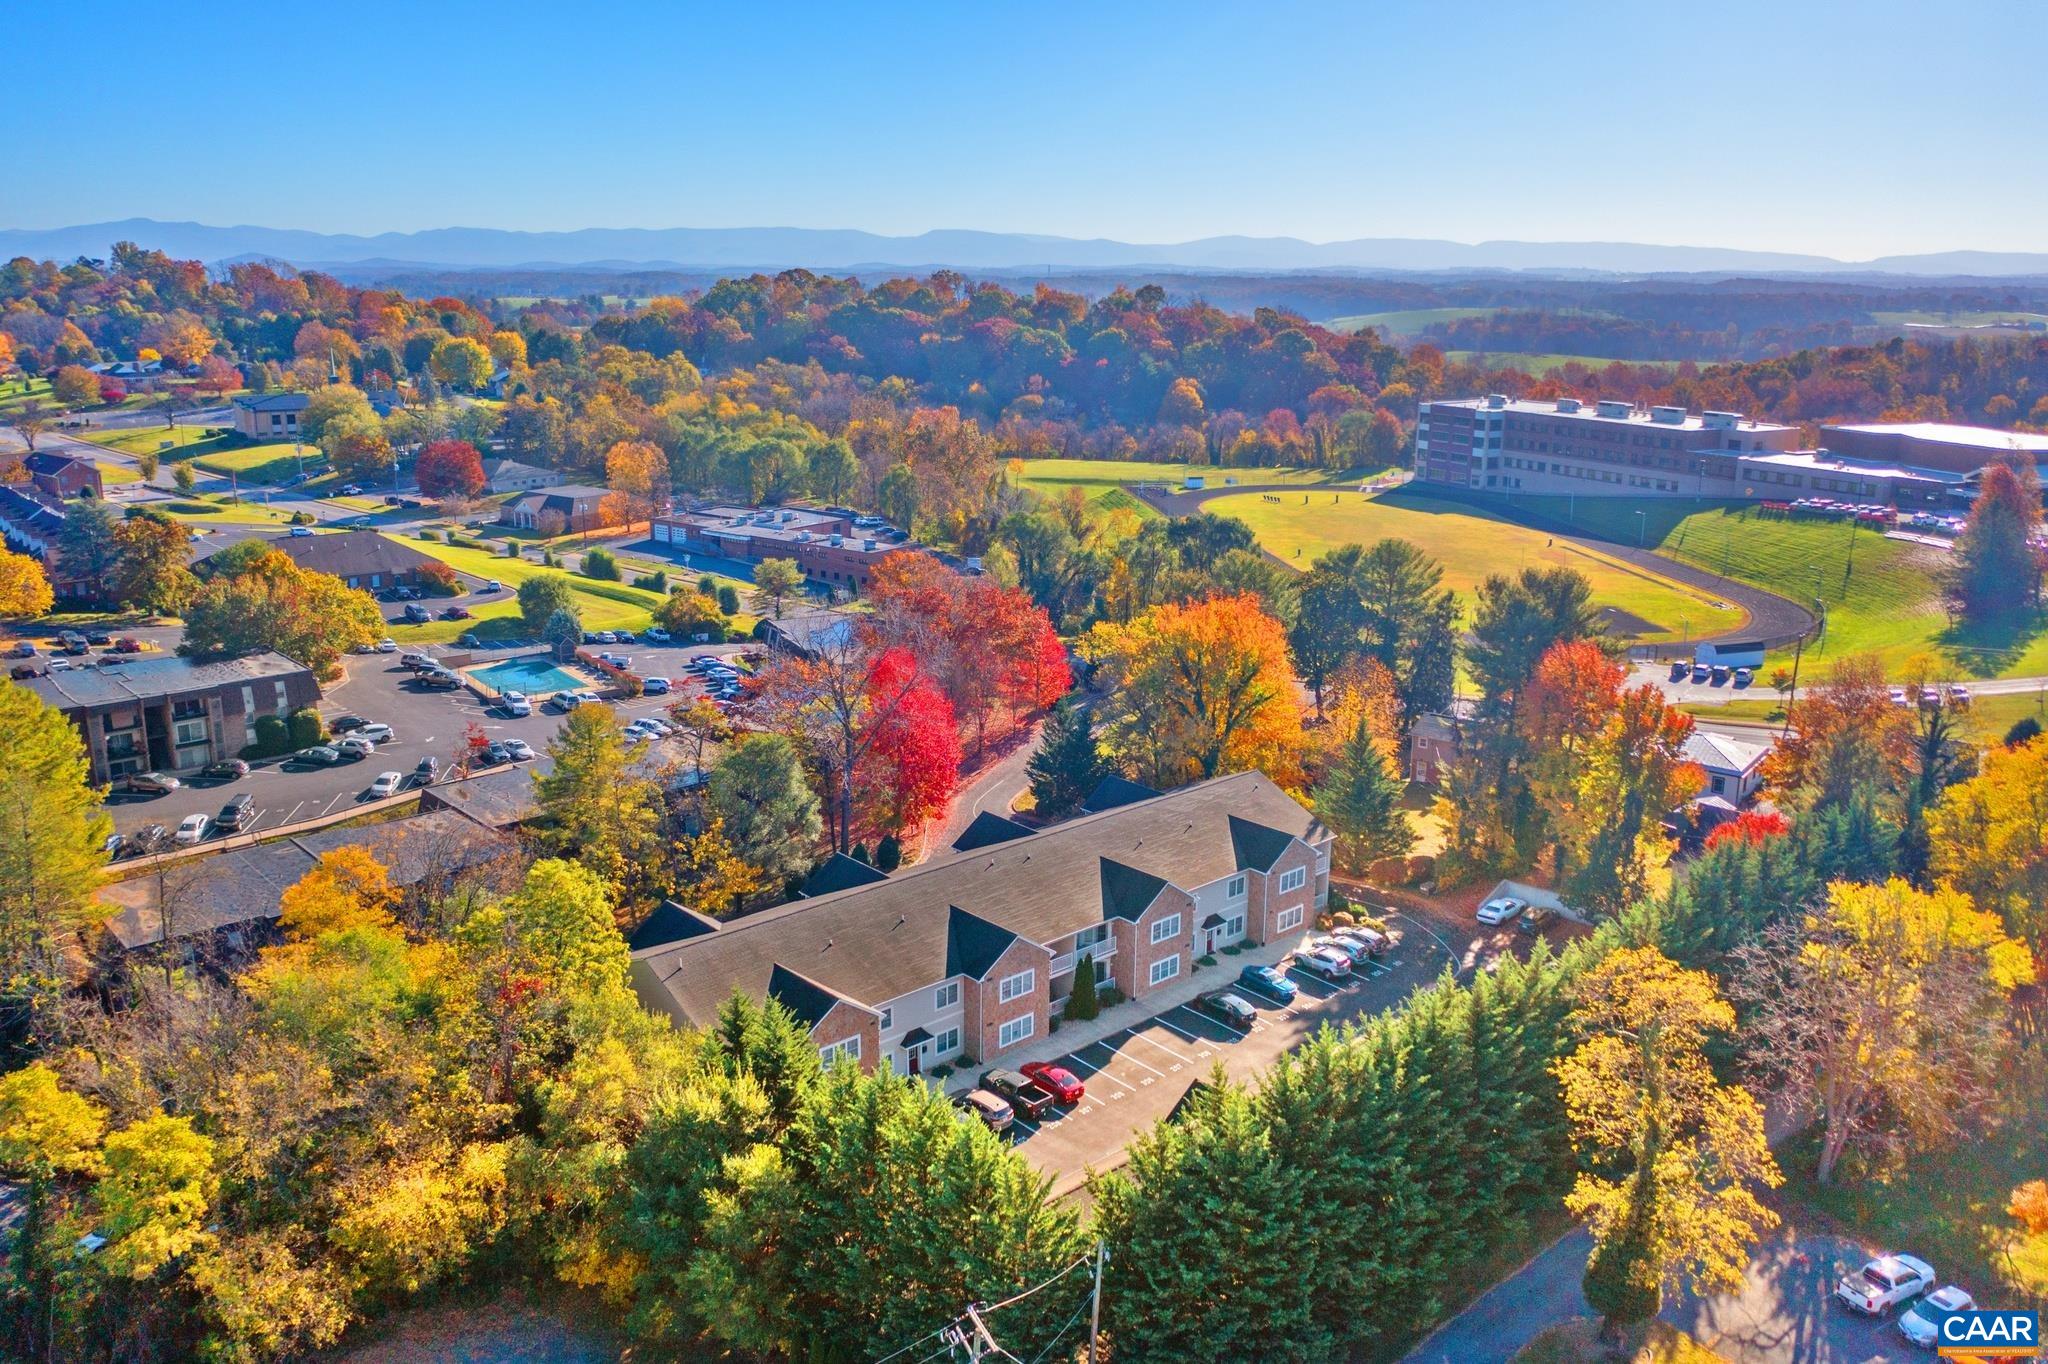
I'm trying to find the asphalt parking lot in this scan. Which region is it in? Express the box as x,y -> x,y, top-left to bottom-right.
97,645 -> 732,839
996,913 -> 1488,1196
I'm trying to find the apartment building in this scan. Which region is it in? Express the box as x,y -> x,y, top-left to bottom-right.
1417,395 -> 1801,496
650,503 -> 912,594
25,652 -> 320,782
631,772 -> 1332,1076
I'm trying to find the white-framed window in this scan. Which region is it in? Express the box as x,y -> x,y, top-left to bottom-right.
1279,867 -> 1308,893
998,969 -> 1034,1004
1227,874 -> 1247,900
1225,913 -> 1245,938
998,1015 -> 1033,1049
1276,906 -> 1303,933
1150,913 -> 1182,945
878,1006 -> 893,1030
1148,956 -> 1180,987
819,1036 -> 861,1067
934,982 -> 959,1010
933,1027 -> 960,1056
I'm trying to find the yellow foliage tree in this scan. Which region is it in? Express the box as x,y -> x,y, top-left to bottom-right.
1081,593 -> 1305,787
1928,734 -> 2048,969
278,846 -> 399,940
0,547 -> 52,617
95,1114 -> 216,1279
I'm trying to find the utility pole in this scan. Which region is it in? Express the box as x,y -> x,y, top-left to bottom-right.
1087,1243 -> 1108,1364
1782,633 -> 1805,738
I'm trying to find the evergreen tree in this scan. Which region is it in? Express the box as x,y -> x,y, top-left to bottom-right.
1947,460 -> 2043,622
707,735 -> 823,889
1026,699 -> 1111,820
55,497 -> 119,603
849,841 -> 871,865
535,704 -> 663,904
1312,711 -> 1411,873
1582,1152 -> 1666,1331
874,834 -> 901,872
1287,553 -> 1367,717
2005,715 -> 2043,748
1095,1078 -> 1328,1364
1065,960 -> 1099,1021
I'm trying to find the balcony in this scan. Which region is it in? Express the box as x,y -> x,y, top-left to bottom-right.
1048,942 -> 1114,980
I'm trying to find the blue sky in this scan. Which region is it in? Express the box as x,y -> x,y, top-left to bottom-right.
5,0 -> 2041,258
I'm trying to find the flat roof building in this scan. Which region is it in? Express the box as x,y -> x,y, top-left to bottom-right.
631,771 -> 1332,1076
1819,422 -> 2048,477
24,651 -> 320,782
1417,395 -> 1802,497
652,503 -> 915,594
230,392 -> 309,440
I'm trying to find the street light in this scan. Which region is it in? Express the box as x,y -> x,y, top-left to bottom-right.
1635,509 -> 1646,547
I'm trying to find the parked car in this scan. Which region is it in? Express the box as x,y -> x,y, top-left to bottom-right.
645,627 -> 671,643
418,671 -> 462,690
1519,904 -> 1559,934
1018,1062 -> 1084,1105
979,1069 -> 1055,1121
1313,935 -> 1374,971
623,720 -> 663,743
1237,962 -> 1298,1003
288,526 -> 314,538
1194,990 -> 1257,1031
83,629 -> 111,646
642,676 -> 671,695
1691,662 -> 1710,682
127,824 -> 168,855
114,636 -> 142,653
339,483 -> 363,496
502,739 -> 535,761
1668,660 -> 1689,681
482,579 -> 503,593
1291,946 -> 1352,982
953,1089 -> 1014,1135
1947,683 -> 1971,706
337,735 -> 377,759
47,658 -> 74,672
1333,925 -> 1389,957
1896,1284 -> 1974,1349
376,637 -> 398,652
415,756 -> 441,782
6,641 -> 34,658
216,793 -> 255,831
329,714 -> 368,732
1834,1254 -> 1935,1316
174,812 -> 212,845
1732,667 -> 1754,687
296,745 -> 342,765
615,630 -> 636,643
368,771 -> 405,798
124,771 -> 181,795
1476,896 -> 1527,925
355,723 -> 394,743
203,758 -> 250,780
594,630 -> 619,644
1889,686 -> 1910,706
399,653 -> 436,671
441,606 -> 471,621
500,691 -> 532,717
481,743 -> 513,766
401,604 -> 431,623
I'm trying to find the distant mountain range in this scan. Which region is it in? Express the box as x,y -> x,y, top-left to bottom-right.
6,218 -> 2048,278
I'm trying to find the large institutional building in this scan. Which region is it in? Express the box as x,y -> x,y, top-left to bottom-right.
1416,396 -> 2043,508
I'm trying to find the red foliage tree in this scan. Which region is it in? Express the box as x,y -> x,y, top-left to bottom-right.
856,647 -> 962,837
97,379 -> 126,405
1704,809 -> 1792,849
415,438 -> 487,499
195,355 -> 241,397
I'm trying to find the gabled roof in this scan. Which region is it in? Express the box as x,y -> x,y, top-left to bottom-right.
636,771 -> 1325,1023
766,962 -> 860,1030
232,392 -> 310,412
950,810 -> 1034,853
1228,815 -> 1297,873
628,900 -> 723,952
23,452 -> 86,476
801,852 -> 889,898
1099,858 -> 1168,922
1082,775 -> 1162,813
945,905 -> 1020,980
1681,731 -> 1771,775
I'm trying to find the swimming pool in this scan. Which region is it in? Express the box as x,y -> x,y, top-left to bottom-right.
468,655 -> 586,696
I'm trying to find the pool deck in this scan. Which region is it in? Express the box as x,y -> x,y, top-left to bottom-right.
463,653 -> 594,699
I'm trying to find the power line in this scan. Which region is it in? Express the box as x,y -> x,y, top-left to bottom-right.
872,1250 -> 1098,1364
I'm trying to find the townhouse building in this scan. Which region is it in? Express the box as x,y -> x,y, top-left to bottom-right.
631,772 -> 1332,1076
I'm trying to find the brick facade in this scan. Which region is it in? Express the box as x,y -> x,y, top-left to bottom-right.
808,999 -> 882,1074
1112,884 -> 1196,1001
1249,840 -> 1321,943
964,937 -> 1052,1065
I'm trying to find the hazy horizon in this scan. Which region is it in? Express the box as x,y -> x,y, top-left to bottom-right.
8,0 -> 2046,261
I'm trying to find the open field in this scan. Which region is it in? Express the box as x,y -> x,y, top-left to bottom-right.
1871,308 -> 2048,328
82,423 -> 227,457
0,377 -> 52,412
1323,306 -> 1497,335
160,495 -> 294,526
1204,487 -> 1747,644
1013,457 -> 1356,523
388,534 -> 679,645
96,461 -> 143,485
192,441 -> 315,484
1444,350 -> 1683,375
1508,495 -> 2048,678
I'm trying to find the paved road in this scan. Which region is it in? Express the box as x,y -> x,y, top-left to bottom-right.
1405,1221 -> 1920,1364
926,718 -> 1045,854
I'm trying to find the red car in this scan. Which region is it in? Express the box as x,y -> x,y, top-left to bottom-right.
1019,1061 -> 1084,1105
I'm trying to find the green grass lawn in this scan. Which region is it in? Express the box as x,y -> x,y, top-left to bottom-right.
1013,458 -> 1359,523
0,377 -> 52,412
1444,351 -> 1683,375
1507,496 -> 2048,679
1203,487 -> 1746,644
1322,306 -> 1498,336
82,424 -> 226,457
1774,1068 -> 2047,1300
161,496 -> 294,526
96,462 -> 143,485
192,441 -> 316,485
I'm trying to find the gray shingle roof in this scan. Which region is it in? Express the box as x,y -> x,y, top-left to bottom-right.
1228,814 -> 1297,873
801,852 -> 889,898
950,811 -> 1034,852
636,771 -> 1325,1023
1099,858 -> 1168,922
629,900 -> 723,951
944,905 -> 1019,979
766,962 -> 856,1030
232,392 -> 310,412
200,531 -> 435,582
1082,775 -> 1161,813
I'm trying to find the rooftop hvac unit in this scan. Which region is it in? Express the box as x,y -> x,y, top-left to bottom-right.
795,532 -> 812,542
863,538 -> 877,550
1651,406 -> 1686,425
1556,397 -> 1582,413
1702,410 -> 1741,429
1484,393 -> 1508,408
1596,399 -> 1631,418
828,533 -> 844,547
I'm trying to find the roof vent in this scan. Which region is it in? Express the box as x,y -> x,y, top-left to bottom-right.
1596,399 -> 1631,419
863,538 -> 877,551
1651,405 -> 1686,425
1556,397 -> 1581,413
1702,410 -> 1741,430
1484,393 -> 1508,409
829,533 -> 844,547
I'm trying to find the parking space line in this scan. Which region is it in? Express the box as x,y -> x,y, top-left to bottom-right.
1104,1046 -> 1168,1079
1146,1015 -> 1203,1049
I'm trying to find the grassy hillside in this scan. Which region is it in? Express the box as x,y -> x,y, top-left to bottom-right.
1443,351 -> 1683,375
1322,306 -> 1497,336
1510,495 -> 2048,678
1012,458 -> 1354,523
1203,487 -> 1746,645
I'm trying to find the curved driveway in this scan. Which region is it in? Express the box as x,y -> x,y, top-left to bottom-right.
1145,480 -> 1816,650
